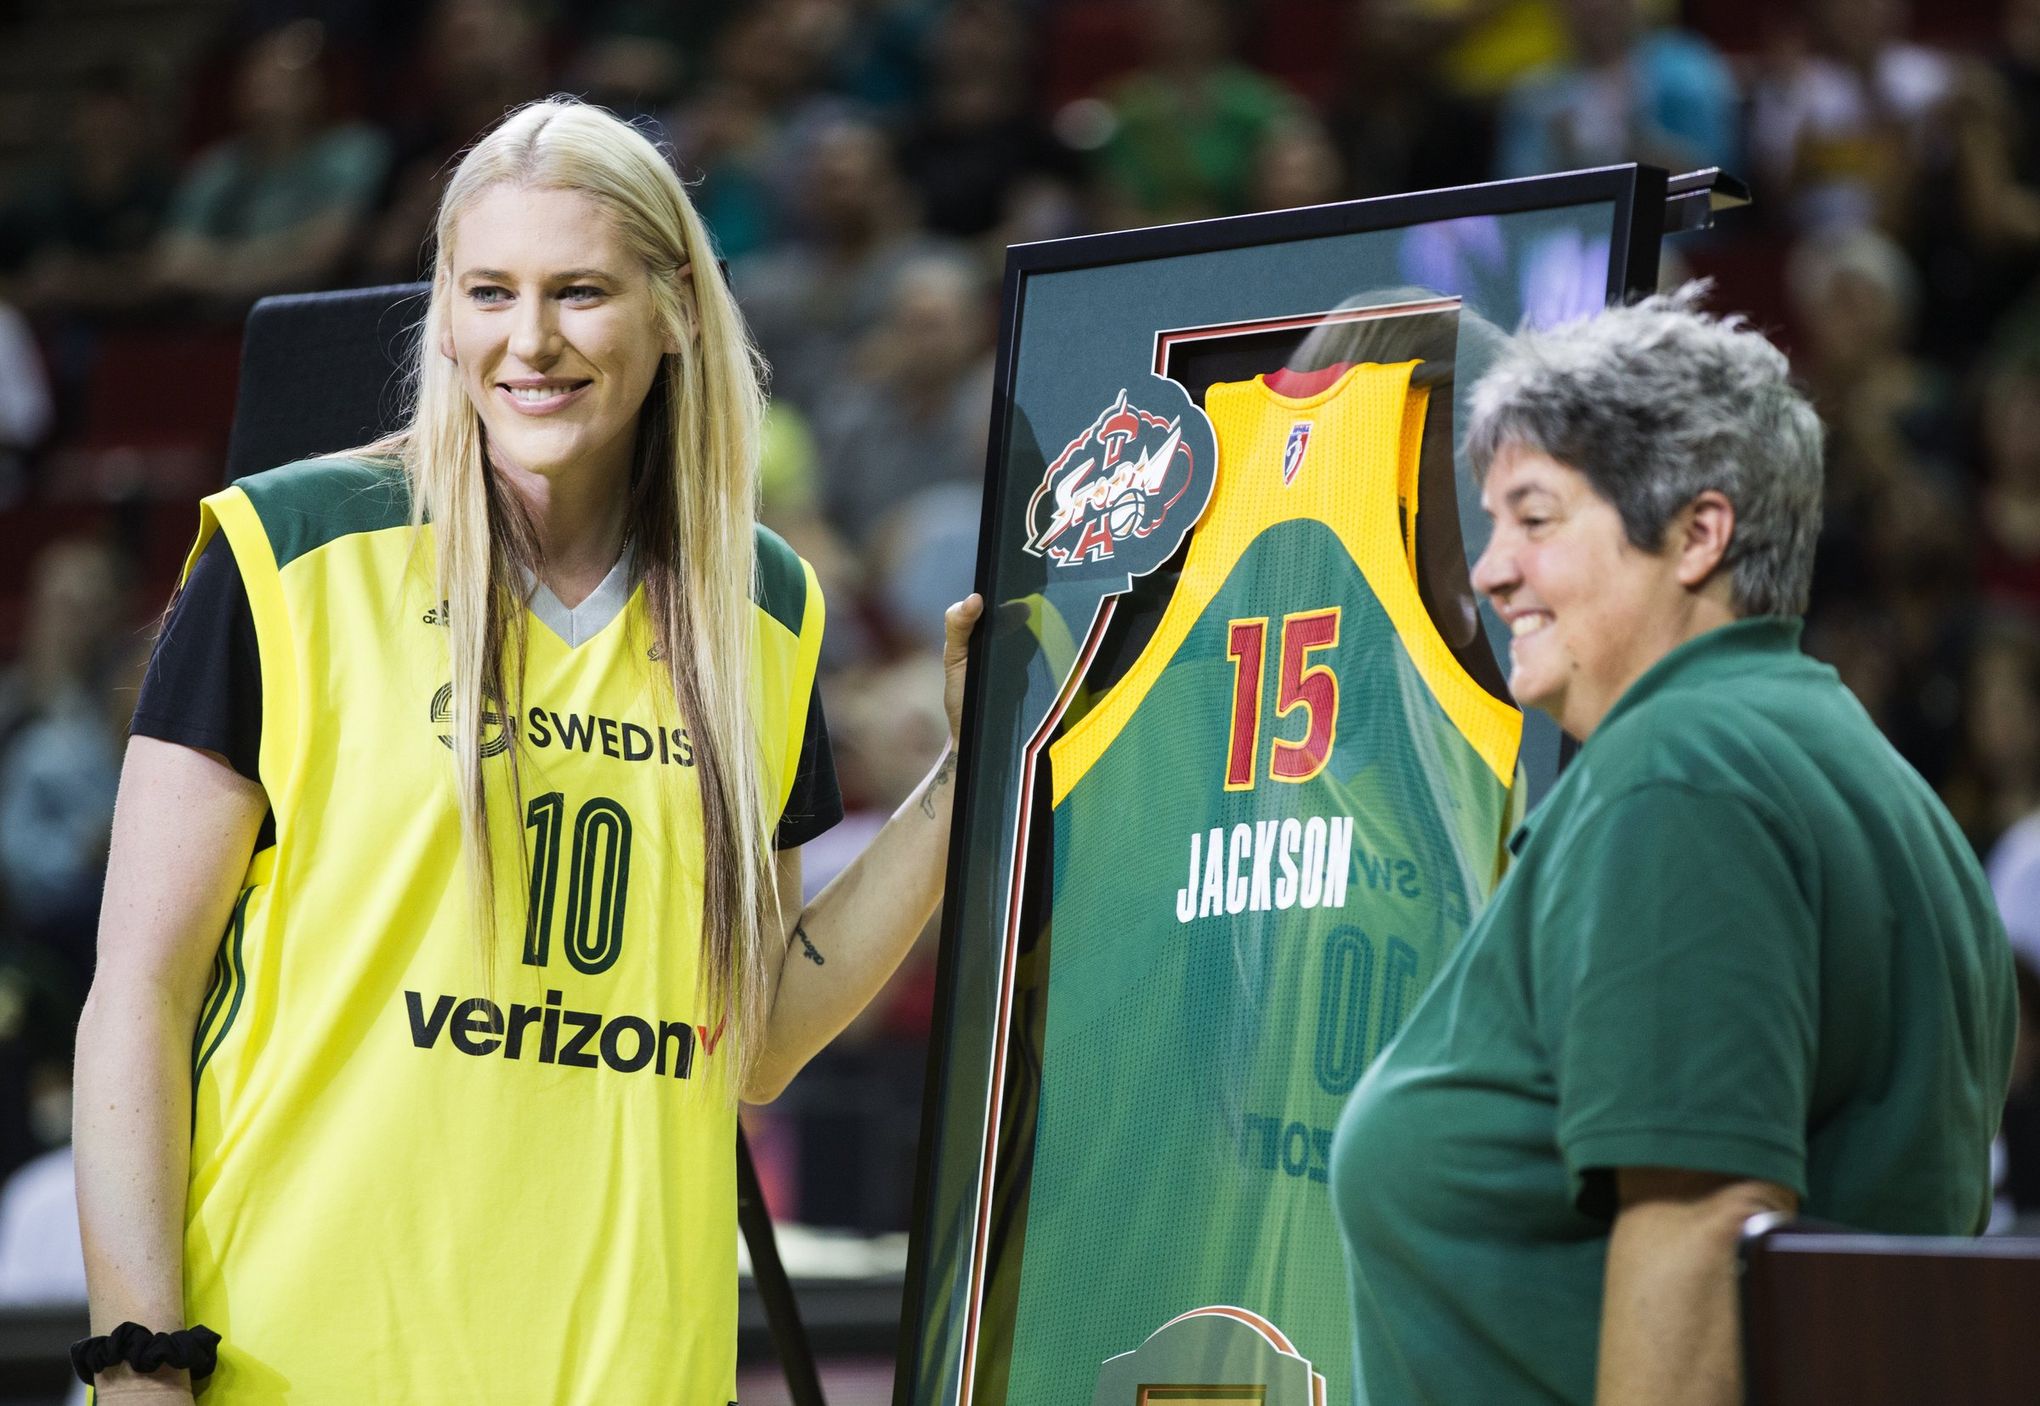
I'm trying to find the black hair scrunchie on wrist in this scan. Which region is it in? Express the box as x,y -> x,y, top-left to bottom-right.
70,1322 -> 221,1385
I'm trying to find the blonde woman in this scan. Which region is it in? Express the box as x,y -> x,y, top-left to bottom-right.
72,98 -> 979,1403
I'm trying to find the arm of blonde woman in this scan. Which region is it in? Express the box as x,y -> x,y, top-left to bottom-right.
742,594 -> 982,1103
74,737 -> 267,1400
1594,1167 -> 1800,1406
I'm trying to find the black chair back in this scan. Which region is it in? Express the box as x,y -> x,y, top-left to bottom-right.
225,283 -> 428,483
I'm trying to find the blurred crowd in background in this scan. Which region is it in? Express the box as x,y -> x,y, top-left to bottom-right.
0,0 -> 2037,1298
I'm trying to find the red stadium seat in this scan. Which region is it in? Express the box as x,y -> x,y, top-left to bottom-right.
41,326 -> 242,503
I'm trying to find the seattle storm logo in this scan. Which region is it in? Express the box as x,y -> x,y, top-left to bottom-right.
1025,389 -> 1199,567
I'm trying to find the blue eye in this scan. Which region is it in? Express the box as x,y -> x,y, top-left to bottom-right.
560,285 -> 604,302
467,285 -> 510,305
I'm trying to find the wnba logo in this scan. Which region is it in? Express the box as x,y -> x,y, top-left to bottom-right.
1282,420 -> 1313,485
429,683 -> 515,757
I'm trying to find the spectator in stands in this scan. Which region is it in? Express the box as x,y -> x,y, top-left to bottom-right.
0,67 -> 173,318
565,30 -> 685,128
755,399 -> 878,669
0,298 -> 51,505
2003,0 -> 2040,170
757,401 -> 823,531
781,649 -> 951,1232
0,538 -> 130,976
1944,618 -> 2040,850
1747,0 -> 1955,232
1087,0 -> 1303,226
812,252 -> 993,549
732,117 -> 964,416
663,52 -> 783,262
869,482 -> 981,658
1322,1 -> 1495,199
804,652 -> 950,959
0,1143 -> 85,1306
0,945 -> 86,1192
665,0 -> 861,263
1422,0 -> 1574,105
1917,0 -> 2040,364
0,538 -> 130,748
819,0 -> 937,119
896,1 -> 1081,246
1493,0 -> 1740,179
357,0 -> 548,285
149,21 -> 391,311
1788,228 -> 1970,784
1788,228 -> 1960,572
0,539 -> 132,1187
1978,348 -> 2040,613
1247,113 -> 1345,213
1980,309 -> 2040,1198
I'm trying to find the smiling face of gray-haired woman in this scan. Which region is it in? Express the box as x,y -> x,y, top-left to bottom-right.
1463,288 -> 1825,738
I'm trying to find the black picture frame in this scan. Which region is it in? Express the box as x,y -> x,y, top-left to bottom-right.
898,165 -> 1671,1406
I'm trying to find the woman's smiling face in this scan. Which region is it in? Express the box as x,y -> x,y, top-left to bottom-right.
441,184 -> 677,485
1471,443 -> 1697,740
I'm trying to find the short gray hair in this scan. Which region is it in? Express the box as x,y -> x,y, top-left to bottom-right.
1465,284 -> 1825,617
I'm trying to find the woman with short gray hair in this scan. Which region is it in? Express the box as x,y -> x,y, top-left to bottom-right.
1331,289 -> 2014,1406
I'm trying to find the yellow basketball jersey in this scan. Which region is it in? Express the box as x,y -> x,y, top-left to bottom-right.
1052,360 -> 1518,799
172,457 -> 821,1404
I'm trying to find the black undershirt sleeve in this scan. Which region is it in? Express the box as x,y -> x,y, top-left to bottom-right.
131,532 -> 841,850
131,532 -> 265,781
130,531 -> 275,851
775,686 -> 843,850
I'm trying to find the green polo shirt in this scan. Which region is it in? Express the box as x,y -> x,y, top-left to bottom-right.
1331,617 -> 2016,1406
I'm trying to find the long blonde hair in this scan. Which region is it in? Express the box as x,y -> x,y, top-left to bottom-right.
377,98 -> 775,1087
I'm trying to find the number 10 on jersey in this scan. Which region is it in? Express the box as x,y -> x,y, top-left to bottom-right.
523,792 -> 633,976
1226,608 -> 1341,790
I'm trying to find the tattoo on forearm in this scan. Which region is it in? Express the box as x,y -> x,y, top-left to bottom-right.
793,922 -> 825,966
920,749 -> 959,819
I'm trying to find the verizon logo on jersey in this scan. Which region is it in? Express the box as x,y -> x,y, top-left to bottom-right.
403,987 -> 726,1077
1176,815 -> 1355,923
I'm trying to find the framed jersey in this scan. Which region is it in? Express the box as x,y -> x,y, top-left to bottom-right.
905,165 -> 1738,1406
